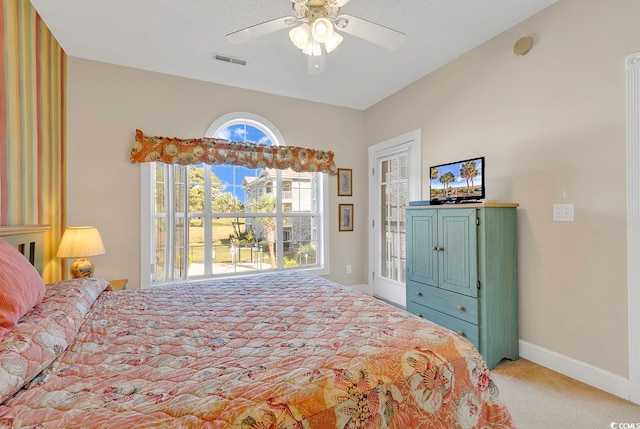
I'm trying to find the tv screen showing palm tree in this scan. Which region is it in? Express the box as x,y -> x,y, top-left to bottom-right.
429,157 -> 485,201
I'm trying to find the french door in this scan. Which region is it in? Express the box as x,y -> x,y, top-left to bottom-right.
368,130 -> 421,306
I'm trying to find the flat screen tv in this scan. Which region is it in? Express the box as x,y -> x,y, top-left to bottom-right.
429,156 -> 485,203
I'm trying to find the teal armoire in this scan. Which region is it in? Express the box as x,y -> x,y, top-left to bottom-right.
405,203 -> 519,369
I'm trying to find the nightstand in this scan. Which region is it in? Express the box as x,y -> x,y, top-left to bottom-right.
109,279 -> 128,291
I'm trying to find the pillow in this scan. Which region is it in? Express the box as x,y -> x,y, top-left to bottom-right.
0,238 -> 46,338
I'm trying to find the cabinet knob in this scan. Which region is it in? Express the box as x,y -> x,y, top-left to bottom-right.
457,305 -> 464,311
432,246 -> 438,251
418,314 -> 423,318
416,291 -> 423,297
438,247 -> 444,252
457,330 -> 465,336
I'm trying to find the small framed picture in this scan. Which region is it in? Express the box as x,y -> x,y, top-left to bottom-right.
337,168 -> 352,197
339,204 -> 354,232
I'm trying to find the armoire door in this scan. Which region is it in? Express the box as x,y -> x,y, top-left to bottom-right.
406,209 -> 438,287
437,208 -> 478,297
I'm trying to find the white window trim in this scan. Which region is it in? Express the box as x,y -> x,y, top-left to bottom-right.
140,113 -> 329,288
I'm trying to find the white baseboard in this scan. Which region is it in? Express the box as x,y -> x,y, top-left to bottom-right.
519,340 -> 630,401
347,284 -> 372,295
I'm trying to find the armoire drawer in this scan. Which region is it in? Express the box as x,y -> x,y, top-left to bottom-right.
407,281 -> 479,325
407,301 -> 480,350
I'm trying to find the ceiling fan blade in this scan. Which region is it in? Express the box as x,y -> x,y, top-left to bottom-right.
308,55 -> 325,75
293,0 -> 349,6
226,16 -> 297,45
336,14 -> 405,50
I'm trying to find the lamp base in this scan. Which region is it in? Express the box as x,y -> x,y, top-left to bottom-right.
70,258 -> 95,278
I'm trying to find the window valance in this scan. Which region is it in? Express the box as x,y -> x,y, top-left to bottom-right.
130,129 -> 337,175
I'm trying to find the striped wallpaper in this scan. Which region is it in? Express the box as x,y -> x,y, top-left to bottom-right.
0,0 -> 66,283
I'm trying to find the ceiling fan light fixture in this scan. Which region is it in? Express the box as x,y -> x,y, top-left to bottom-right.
302,39 -> 323,56
289,23 -> 311,50
324,32 -> 343,53
311,17 -> 334,43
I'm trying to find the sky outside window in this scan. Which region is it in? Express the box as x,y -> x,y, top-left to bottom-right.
213,123 -> 272,204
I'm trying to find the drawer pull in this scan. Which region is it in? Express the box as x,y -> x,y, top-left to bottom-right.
416,291 -> 423,297
457,330 -> 465,336
457,305 -> 465,312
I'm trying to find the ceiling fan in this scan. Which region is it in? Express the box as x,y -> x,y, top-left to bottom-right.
225,0 -> 406,74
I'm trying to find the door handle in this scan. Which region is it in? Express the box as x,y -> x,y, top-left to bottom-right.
432,246 -> 444,252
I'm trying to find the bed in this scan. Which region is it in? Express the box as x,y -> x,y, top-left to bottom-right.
0,228 -> 514,428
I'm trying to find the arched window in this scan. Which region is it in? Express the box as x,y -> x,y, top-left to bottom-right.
141,113 -> 328,287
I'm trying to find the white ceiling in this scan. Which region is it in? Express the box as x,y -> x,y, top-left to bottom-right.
29,0 -> 557,110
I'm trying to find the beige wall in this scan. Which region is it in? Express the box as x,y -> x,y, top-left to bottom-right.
66,58 -> 367,288
365,0 -> 639,378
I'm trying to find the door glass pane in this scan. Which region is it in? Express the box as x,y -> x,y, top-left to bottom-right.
379,153 -> 409,283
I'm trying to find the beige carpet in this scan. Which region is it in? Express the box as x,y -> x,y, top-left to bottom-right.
491,359 -> 640,429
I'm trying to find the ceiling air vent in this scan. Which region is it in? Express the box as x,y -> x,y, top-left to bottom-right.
214,54 -> 247,66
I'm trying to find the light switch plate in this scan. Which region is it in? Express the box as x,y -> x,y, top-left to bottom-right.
553,204 -> 574,222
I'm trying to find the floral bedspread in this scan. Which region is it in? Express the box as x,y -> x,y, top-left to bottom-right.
0,272 -> 514,428
0,278 -> 109,404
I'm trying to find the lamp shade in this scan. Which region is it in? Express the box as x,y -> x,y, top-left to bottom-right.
324,32 -> 343,53
289,23 -> 311,50
302,39 -> 322,56
57,227 -> 105,259
311,17 -> 334,43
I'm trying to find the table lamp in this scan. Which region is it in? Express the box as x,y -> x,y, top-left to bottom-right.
57,226 -> 105,278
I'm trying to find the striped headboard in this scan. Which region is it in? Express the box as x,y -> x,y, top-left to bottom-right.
0,225 -> 50,276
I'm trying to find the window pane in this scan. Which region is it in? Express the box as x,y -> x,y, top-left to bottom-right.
187,216 -> 205,277
154,217 -> 166,282
174,166 -> 186,213
284,171 -> 316,213
188,165 -> 206,215
154,162 -> 164,182
246,193 -> 276,214
210,216 -> 276,274
211,164 -> 253,213
153,164 -> 165,214
174,217 -> 185,279
284,216 -> 318,268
